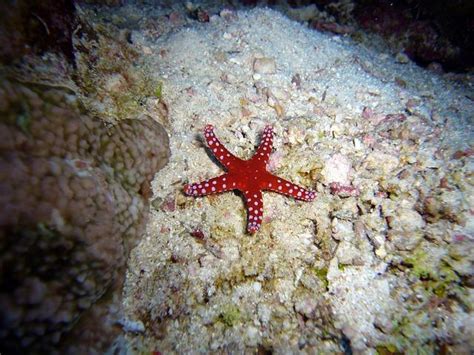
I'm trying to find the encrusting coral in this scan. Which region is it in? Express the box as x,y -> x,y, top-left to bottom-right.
0,78 -> 170,353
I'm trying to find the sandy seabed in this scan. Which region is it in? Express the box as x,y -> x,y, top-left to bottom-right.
118,7 -> 473,354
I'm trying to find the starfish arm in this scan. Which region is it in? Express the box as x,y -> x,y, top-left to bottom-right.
242,189 -> 264,233
186,125 -> 316,234
252,125 -> 274,165
263,175 -> 316,201
184,174 -> 238,196
204,124 -> 241,169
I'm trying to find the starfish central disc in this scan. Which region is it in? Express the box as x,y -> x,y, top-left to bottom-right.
184,124 -> 316,233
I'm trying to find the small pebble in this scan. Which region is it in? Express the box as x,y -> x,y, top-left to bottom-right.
119,318 -> 145,333
395,52 -> 410,64
253,57 -> 276,74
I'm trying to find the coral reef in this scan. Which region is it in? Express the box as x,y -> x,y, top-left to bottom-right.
0,77 -> 170,352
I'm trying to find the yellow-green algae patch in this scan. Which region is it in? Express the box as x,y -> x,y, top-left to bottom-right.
218,304 -> 241,327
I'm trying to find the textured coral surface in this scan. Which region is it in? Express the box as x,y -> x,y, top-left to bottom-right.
0,78 -> 169,353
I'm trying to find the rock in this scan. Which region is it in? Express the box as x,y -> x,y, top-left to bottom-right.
422,190 -> 466,224
119,318 -> 145,333
0,79 -> 170,353
332,198 -> 359,220
387,208 -> 425,250
395,52 -> 410,64
321,153 -> 353,185
219,9 -> 237,21
269,86 -> 290,102
331,219 -> 355,241
388,208 -> 425,231
294,296 -> 318,319
104,73 -> 128,94
329,182 -> 360,197
335,241 -> 360,265
257,303 -> 272,324
253,57 -> 276,74
448,237 -> 474,278
366,231 -> 386,249
287,4 -> 319,22
245,326 -> 260,347
364,151 -> 399,175
373,313 -> 393,333
375,245 -> 387,258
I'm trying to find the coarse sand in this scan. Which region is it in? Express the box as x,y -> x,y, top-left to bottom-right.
120,7 -> 473,353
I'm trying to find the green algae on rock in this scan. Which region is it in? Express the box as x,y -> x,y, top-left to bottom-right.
74,15 -> 168,126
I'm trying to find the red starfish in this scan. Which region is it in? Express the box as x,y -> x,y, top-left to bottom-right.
184,125 -> 316,233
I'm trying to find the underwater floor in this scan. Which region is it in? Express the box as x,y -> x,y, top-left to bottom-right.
1,1 -> 473,353
108,4 -> 473,354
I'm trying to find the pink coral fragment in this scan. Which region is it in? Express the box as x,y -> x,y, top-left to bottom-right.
329,182 -> 360,197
